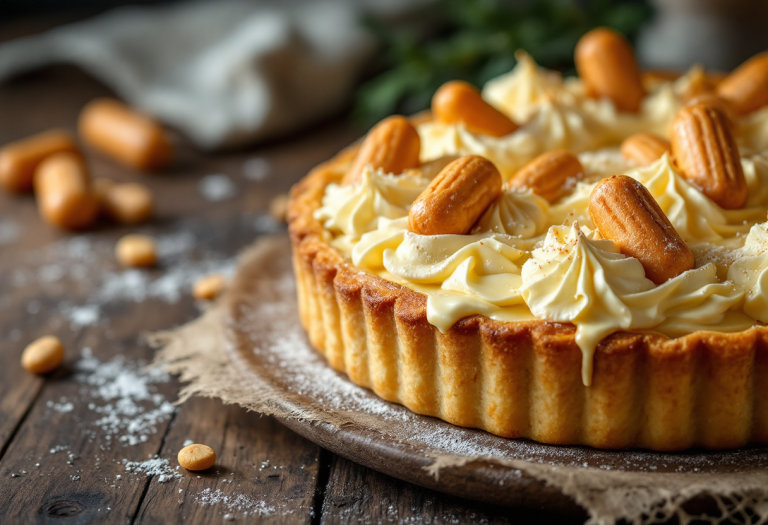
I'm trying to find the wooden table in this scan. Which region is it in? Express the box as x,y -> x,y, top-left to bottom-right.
0,64 -> 574,523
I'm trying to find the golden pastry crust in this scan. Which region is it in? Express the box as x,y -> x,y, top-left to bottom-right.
287,135 -> 768,452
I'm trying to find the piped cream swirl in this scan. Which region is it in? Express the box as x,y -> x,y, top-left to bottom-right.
728,223 -> 768,323
316,59 -> 768,386
520,224 -> 750,385
314,167 -> 429,251
472,189 -> 549,239
352,217 -> 534,331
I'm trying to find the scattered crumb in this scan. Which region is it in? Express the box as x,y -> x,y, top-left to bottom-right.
7,229 -> 236,329
196,488 -> 275,517
253,214 -> 282,234
123,457 -> 182,483
199,174 -> 236,202
46,399 -> 74,413
64,304 -> 101,328
0,220 -> 20,245
242,158 -> 271,181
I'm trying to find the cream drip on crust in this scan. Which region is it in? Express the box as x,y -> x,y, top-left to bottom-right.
315,55 -> 768,385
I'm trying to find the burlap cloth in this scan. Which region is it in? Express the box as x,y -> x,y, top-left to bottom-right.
150,235 -> 768,525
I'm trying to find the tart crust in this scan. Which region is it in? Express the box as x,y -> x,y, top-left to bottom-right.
287,140 -> 768,451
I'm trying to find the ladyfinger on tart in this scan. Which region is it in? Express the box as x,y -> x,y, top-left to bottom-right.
432,81 -> 519,137
683,92 -> 738,130
507,150 -> 583,202
680,66 -> 719,101
408,155 -> 502,235
717,52 -> 768,115
575,27 -> 646,112
287,40 -> 768,452
588,175 -> 694,284
620,133 -> 671,166
342,116 -> 421,185
670,104 -> 747,209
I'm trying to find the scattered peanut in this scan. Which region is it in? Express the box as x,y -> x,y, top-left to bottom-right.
717,52 -> 768,115
102,183 -> 154,224
34,152 -> 99,230
0,129 -> 80,193
269,194 -> 290,224
589,175 -> 694,284
575,27 -> 645,113
432,80 -> 519,137
178,444 -> 216,471
620,133 -> 671,166
21,336 -> 65,375
115,234 -> 157,267
193,274 -> 227,301
408,155 -> 502,235
79,98 -> 172,171
507,150 -> 584,202
342,116 -> 421,185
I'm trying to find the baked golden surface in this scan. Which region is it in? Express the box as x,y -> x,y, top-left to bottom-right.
288,141 -> 768,451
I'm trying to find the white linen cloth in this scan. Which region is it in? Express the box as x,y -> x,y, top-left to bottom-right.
0,0 -> 417,149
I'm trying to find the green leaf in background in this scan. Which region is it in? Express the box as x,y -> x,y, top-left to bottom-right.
353,0 -> 653,124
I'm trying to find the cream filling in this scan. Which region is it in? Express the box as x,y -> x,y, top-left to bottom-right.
520,224 -> 750,386
418,56 -> 695,181
314,167 -> 430,252
545,154 -> 768,244
738,106 -> 768,156
317,57 -> 768,385
472,188 -> 549,239
728,223 -> 768,323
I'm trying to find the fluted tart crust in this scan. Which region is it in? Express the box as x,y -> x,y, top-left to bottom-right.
288,142 -> 768,452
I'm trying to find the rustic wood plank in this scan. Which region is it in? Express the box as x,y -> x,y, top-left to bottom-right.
0,66 -> 117,455
0,300 -> 188,523
0,59 -> 362,523
319,455 -> 577,525
134,397 -> 323,524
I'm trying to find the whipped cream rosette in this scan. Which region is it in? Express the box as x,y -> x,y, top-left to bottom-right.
313,51 -> 768,385
352,217 -> 534,332
738,106 -> 768,156
292,29 -> 768,450
471,188 -> 549,238
314,167 -> 429,251
728,223 -> 768,323
520,224 -> 750,385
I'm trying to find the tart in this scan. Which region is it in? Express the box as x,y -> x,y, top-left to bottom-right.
288,28 -> 768,450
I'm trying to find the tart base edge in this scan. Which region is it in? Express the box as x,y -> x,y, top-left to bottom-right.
287,140 -> 768,451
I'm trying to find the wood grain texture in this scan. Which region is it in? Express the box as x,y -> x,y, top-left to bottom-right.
0,60 -> 370,524
319,456 -> 570,525
134,398 -> 322,524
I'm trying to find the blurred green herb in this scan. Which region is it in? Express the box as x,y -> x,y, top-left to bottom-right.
354,0 -> 652,124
